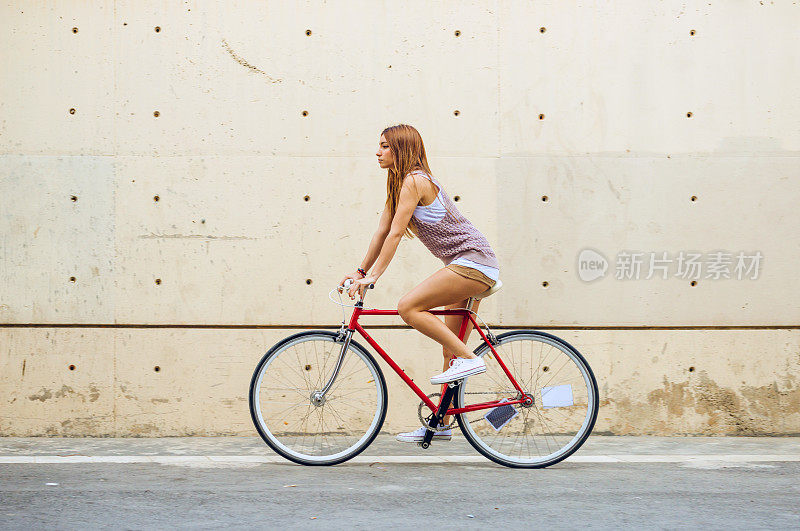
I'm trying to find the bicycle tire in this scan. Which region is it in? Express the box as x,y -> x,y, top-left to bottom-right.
249,330 -> 388,466
455,330 -> 599,468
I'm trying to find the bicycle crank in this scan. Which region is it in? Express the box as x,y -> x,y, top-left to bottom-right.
417,393 -> 458,431
417,391 -> 514,430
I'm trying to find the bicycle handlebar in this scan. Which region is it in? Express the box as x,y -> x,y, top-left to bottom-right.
340,278 -> 375,290
339,278 -> 375,302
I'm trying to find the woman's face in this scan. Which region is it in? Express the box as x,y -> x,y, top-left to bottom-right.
376,134 -> 393,169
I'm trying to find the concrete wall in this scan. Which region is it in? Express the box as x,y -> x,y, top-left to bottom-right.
1,1 -> 799,436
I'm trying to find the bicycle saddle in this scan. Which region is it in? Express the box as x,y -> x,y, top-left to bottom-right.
473,278 -> 503,300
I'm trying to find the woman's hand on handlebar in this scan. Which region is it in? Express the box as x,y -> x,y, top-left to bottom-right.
338,271 -> 363,289
347,275 -> 377,300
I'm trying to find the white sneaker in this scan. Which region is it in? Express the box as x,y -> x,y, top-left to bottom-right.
395,425 -> 452,443
430,357 -> 486,384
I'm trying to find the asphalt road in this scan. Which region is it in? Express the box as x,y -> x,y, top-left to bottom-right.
2,436 -> 799,529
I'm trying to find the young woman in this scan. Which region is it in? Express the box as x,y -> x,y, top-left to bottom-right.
339,124 -> 500,443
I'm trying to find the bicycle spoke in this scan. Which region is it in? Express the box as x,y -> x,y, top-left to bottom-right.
277,352 -> 312,390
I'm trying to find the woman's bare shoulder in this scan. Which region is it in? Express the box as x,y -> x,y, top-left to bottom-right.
403,171 -> 439,204
409,169 -> 436,185
405,168 -> 430,176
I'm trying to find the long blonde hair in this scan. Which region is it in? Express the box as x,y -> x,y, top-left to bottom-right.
381,124 -> 455,239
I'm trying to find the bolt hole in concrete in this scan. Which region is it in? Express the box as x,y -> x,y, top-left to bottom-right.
453,195 -> 460,202
306,29 -> 312,36
155,278 -> 161,285
690,29 -> 696,36
305,364 -> 312,371
686,111 -> 693,118
302,110 -> 308,116
69,108 -> 76,114
541,195 -> 548,202
304,195 -> 310,201
542,281 -> 549,288
72,27 -> 78,33
155,26 -> 161,33
690,280 -> 697,287
153,110 -> 160,117
540,27 -> 546,33
691,195 -> 697,201
153,195 -> 160,202
689,366 -> 696,372
69,276 -> 76,282
70,195 -> 77,202
539,113 -> 545,120
154,366 -> 161,372
453,110 -> 460,116
68,365 -> 75,371
542,366 -> 549,372
306,279 -> 313,285
454,30 -> 461,37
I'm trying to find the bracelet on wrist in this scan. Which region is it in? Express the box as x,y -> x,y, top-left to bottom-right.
357,267 -> 367,278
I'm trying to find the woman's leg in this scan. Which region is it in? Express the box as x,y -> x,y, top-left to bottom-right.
397,267 -> 489,361
440,297 -> 481,426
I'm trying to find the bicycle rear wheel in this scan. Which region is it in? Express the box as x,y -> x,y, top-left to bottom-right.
249,331 -> 387,465
456,330 -> 598,468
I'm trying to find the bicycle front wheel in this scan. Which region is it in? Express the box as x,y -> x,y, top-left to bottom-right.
456,330 -> 599,468
249,331 -> 387,465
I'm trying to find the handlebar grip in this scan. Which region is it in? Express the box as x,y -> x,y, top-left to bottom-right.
340,279 -> 375,291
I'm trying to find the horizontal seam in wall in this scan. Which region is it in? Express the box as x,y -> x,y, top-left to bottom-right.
0,324 -> 798,330
4,153 -> 800,159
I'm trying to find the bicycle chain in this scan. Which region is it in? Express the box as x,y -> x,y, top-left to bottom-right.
417,391 -> 509,430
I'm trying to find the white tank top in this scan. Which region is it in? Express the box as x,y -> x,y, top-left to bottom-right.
413,188 -> 446,223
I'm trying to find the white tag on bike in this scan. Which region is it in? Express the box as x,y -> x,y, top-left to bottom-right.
484,398 -> 518,431
541,384 -> 574,408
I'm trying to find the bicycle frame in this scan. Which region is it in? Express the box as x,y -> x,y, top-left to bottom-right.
328,300 -> 528,416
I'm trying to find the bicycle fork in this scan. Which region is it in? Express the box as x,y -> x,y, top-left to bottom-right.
419,382 -> 459,449
311,326 -> 353,406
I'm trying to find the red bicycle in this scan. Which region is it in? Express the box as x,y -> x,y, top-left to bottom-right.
249,279 -> 598,468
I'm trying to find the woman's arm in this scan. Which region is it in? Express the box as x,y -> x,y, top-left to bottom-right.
358,201 -> 393,271
369,177 -> 420,281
